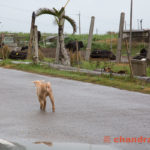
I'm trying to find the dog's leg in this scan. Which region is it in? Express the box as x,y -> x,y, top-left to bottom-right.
43,95 -> 47,111
46,83 -> 55,112
38,97 -> 42,110
39,99 -> 43,110
39,97 -> 44,111
41,101 -> 45,111
43,100 -> 46,111
40,102 -> 42,110
48,91 -> 55,112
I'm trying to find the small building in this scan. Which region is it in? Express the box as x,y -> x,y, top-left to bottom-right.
123,29 -> 150,42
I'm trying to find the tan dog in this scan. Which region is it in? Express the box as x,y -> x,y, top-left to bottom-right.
32,80 -> 55,112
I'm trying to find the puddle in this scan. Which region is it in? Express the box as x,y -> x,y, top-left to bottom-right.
0,139 -> 119,150
34,141 -> 53,147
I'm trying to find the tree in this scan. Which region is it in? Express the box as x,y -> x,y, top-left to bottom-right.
35,7 -> 76,65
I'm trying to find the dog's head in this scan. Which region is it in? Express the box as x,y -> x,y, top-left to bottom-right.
32,80 -> 45,87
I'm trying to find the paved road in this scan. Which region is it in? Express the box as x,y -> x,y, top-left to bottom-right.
0,67 -> 150,150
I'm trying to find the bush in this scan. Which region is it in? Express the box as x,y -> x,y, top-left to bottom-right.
91,42 -> 110,50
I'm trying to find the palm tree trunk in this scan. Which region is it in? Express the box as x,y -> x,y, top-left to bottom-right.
58,25 -> 70,66
28,12 -> 35,60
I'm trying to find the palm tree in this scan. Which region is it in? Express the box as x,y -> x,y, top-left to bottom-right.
35,7 -> 76,66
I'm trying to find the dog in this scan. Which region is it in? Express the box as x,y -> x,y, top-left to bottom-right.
32,80 -> 55,112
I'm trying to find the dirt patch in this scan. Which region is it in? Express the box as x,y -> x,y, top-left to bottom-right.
40,47 -> 86,59
40,48 -> 56,58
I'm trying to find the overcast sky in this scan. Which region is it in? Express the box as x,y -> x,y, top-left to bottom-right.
0,0 -> 149,34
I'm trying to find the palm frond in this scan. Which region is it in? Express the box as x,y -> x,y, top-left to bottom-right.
35,8 -> 56,17
62,15 -> 77,34
58,7 -> 65,16
53,8 -> 59,15
54,17 -> 59,25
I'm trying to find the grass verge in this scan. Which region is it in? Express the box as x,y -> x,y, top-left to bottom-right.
0,59 -> 150,94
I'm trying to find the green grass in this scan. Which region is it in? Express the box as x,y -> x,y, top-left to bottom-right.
64,34 -> 118,51
1,59 -> 150,94
74,60 -> 150,77
43,57 -> 55,63
73,60 -> 130,74
64,34 -> 147,58
0,32 -> 147,57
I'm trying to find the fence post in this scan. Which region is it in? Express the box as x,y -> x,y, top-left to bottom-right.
85,16 -> 95,61
116,12 -> 125,63
34,25 -> 39,64
28,12 -> 35,59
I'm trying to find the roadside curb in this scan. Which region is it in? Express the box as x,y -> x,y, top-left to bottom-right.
2,60 -> 150,83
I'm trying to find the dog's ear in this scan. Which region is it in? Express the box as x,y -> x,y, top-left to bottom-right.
32,80 -> 42,87
32,80 -> 40,83
32,81 -> 37,84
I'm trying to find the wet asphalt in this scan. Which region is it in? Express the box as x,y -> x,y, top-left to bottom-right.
0,67 -> 150,150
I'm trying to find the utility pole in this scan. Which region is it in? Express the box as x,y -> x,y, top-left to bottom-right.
140,19 -> 143,30
129,0 -> 133,55
128,0 -> 134,78
137,19 -> 140,30
78,12 -> 81,35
